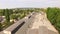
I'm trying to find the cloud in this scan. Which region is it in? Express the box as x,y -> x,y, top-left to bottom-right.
0,0 -> 60,9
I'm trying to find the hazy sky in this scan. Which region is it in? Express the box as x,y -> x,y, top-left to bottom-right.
0,0 -> 60,9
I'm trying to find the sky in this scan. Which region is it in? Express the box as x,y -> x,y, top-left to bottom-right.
0,0 -> 60,9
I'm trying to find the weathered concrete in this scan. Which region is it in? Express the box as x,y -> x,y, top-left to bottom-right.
3,18 -> 27,34
15,12 -> 37,34
2,12 -> 35,34
0,31 -> 4,34
1,12 -> 59,34
27,12 -> 59,34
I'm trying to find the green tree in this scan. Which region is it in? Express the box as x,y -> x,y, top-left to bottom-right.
46,7 -> 60,34
46,7 -> 58,25
0,23 -> 3,31
5,9 -> 10,23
